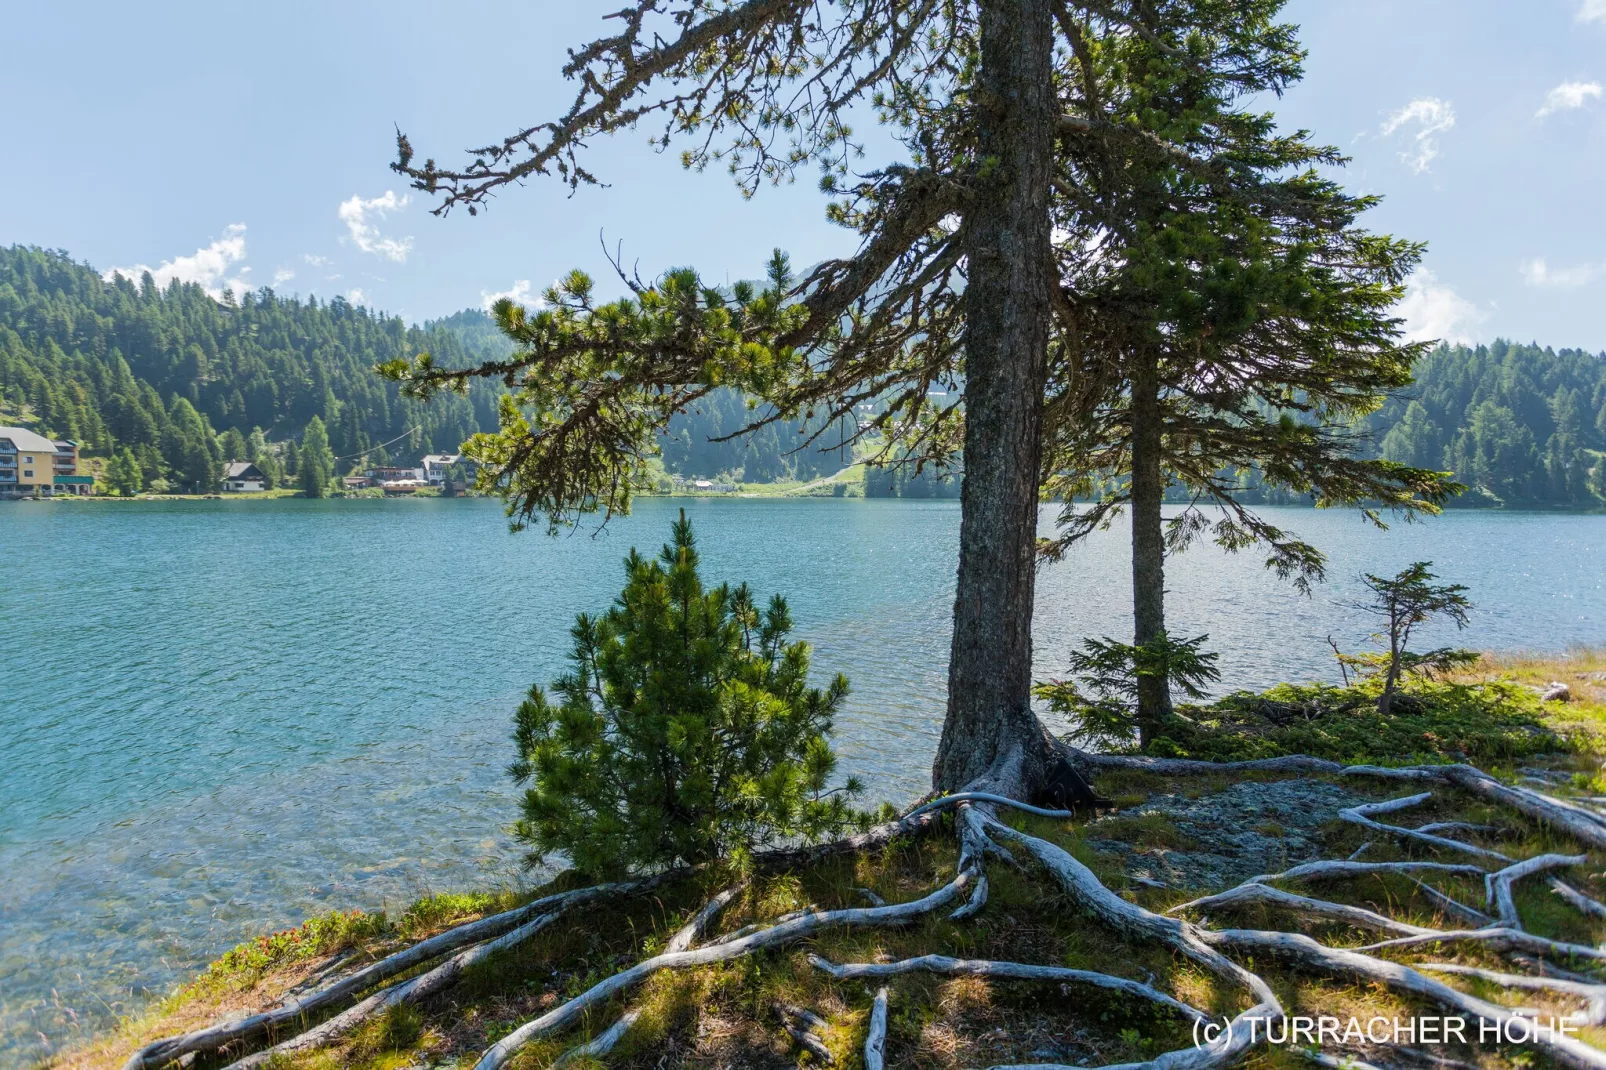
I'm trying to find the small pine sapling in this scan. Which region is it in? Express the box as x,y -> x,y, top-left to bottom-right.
1036,633 -> 1221,750
509,510 -> 864,878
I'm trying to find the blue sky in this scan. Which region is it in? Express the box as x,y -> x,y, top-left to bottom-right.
4,0 -> 1603,349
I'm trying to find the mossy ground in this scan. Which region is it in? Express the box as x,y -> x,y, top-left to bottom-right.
49,651 -> 1606,1070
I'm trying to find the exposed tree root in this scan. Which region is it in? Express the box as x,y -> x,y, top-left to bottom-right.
121,880 -> 649,1070
1484,854 -> 1586,928
227,910 -> 567,1069
1355,926 -> 1606,962
1204,928 -> 1606,1070
1167,882 -> 1438,937
1338,793 -> 1511,862
550,883 -> 745,1067
1247,860 -> 1487,885
1411,877 -> 1495,927
777,1003 -> 834,1063
807,954 -> 1210,1024
471,868 -> 978,1070
864,986 -> 888,1070
1415,962 -> 1606,1026
1555,878 -> 1606,919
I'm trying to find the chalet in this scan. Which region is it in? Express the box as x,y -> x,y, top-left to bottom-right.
0,427 -> 92,497
221,461 -> 268,493
421,454 -> 477,485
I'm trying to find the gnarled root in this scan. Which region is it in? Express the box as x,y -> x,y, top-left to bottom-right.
864,986 -> 889,1070
1415,962 -> 1606,1026
123,879 -> 652,1070
471,867 -> 978,1070
1338,793 -> 1510,863
807,954 -> 1210,1025
1167,881 -> 1438,938
1484,854 -> 1586,928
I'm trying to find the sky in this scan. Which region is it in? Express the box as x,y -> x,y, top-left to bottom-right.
2,0 -> 1603,349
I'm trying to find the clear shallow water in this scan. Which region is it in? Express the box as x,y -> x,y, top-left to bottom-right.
1,497 -> 1603,1065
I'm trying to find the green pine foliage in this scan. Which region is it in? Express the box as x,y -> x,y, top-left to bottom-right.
1370,340 -> 1606,507
508,511 -> 864,878
298,416 -> 335,498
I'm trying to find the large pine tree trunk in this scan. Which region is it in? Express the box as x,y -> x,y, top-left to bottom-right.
1130,358 -> 1173,744
932,0 -> 1057,795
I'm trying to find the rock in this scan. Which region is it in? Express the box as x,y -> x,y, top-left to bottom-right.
1542,681 -> 1572,703
1087,779 -> 1373,890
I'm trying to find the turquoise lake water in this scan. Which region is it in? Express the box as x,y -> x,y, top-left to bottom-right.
1,496 -> 1604,1064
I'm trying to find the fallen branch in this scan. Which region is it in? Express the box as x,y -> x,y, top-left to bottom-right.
777,1003 -> 834,1063
1166,882 -> 1437,938
1485,854 -> 1585,928
471,868 -> 977,1070
808,954 -> 1209,1024
1414,962 -> 1606,1026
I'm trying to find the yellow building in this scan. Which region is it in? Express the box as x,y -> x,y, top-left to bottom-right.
0,427 -> 93,497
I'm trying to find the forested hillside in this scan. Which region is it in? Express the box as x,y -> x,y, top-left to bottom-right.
0,246 -> 502,491
4,245 -> 1602,505
1370,340 -> 1606,507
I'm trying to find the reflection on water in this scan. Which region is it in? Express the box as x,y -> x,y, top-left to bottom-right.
1,497 -> 1602,1062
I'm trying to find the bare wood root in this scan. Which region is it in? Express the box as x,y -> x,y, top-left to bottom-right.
808,954 -> 1209,1025
1411,878 -> 1495,927
551,883 -> 746,1066
1245,859 -> 1488,886
950,875 -> 989,920
1354,926 -> 1606,963
1167,882 -> 1437,938
227,910 -> 566,1069
1484,854 -> 1587,928
471,868 -> 977,1070
1338,794 -> 1511,862
123,880 -> 648,1070
1555,878 -> 1606,919
1415,962 -> 1606,1026
777,1003 -> 834,1063
864,986 -> 888,1070
1206,928 -> 1606,1070
978,815 -> 1283,1070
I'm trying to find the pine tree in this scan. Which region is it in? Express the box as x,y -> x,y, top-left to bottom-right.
384,0 -> 1327,797
298,416 -> 334,498
509,512 -> 861,878
104,448 -> 144,496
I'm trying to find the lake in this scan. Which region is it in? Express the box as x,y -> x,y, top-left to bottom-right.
2,496 -> 1603,1064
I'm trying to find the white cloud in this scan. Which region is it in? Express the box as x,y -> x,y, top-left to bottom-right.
1380,97 -> 1456,174
1396,268 -> 1487,344
1537,80 -> 1603,118
303,253 -> 330,267
481,279 -> 542,311
347,288 -> 367,306
272,267 -> 296,287
1521,257 -> 1600,288
338,191 -> 413,262
1580,0 -> 1606,23
105,224 -> 252,299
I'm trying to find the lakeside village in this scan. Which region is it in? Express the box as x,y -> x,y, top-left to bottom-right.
0,424 -> 753,501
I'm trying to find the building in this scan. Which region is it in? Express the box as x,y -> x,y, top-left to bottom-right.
221,461 -> 269,492
365,466 -> 424,484
0,427 -> 93,497
421,454 -> 476,485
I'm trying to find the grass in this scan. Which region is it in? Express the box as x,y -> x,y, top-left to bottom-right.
48,650 -> 1606,1070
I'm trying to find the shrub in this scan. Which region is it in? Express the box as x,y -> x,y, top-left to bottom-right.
1036,633 -> 1220,749
509,510 -> 863,878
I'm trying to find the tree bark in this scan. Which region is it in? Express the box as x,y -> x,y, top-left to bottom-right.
1129,356 -> 1171,742
932,0 -> 1057,794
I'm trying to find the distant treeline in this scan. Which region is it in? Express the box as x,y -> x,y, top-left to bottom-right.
1368,340 -> 1606,507
5,244 -> 1601,506
0,246 -> 503,491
